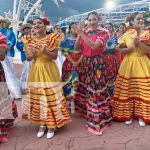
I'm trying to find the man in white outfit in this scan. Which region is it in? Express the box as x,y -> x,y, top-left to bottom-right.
0,16 -> 22,100
17,23 -> 32,94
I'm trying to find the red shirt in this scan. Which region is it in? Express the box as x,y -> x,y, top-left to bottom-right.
80,26 -> 109,57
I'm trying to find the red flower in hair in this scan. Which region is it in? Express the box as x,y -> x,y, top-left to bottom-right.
125,16 -> 131,23
41,18 -> 50,26
98,16 -> 103,22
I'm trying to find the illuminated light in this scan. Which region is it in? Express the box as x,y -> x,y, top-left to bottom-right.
105,0 -> 116,10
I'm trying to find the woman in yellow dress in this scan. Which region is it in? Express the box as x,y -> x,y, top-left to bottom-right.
21,18 -> 71,139
112,12 -> 150,126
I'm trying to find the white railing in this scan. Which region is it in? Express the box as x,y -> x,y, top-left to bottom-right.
57,0 -> 150,27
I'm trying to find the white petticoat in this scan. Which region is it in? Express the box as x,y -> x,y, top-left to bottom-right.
20,60 -> 32,90
55,50 -> 66,77
1,56 -> 22,99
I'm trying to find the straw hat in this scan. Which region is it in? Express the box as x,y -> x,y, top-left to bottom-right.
0,16 -> 7,23
19,23 -> 32,33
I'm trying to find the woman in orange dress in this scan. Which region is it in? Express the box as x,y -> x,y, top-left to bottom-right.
21,18 -> 71,139
112,12 -> 150,126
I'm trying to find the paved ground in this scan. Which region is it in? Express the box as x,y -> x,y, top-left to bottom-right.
1,64 -> 150,150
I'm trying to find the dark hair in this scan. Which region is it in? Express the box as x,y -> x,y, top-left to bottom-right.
61,27 -> 66,36
105,22 -> 114,31
87,11 -> 99,20
129,12 -> 140,26
54,25 -> 60,30
69,22 -> 76,30
34,17 -> 42,21
118,23 -> 126,28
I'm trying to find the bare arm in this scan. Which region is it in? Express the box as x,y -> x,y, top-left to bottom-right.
73,55 -> 84,68
0,46 -> 9,61
65,53 -> 76,64
114,47 -> 133,54
134,38 -> 150,54
0,53 -> 5,61
73,25 -> 102,50
25,44 -> 36,61
25,51 -> 35,61
74,36 -> 81,51
138,42 -> 150,53
78,55 -> 84,62
80,32 -> 102,50
44,47 -> 58,60
65,52 -> 84,67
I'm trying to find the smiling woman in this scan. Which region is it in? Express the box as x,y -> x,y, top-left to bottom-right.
74,11 -> 112,136
112,12 -> 150,127
21,17 -> 71,139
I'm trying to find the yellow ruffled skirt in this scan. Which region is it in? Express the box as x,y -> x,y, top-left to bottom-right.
112,55 -> 150,122
22,57 -> 71,128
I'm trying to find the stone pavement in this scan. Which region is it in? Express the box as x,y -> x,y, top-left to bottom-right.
0,64 -> 150,150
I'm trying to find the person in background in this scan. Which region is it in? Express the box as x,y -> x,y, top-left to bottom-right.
103,22 -> 120,97
0,16 -> 22,100
54,25 -> 61,33
112,12 -> 150,127
17,23 -> 32,94
54,24 -> 65,77
0,33 -> 18,143
60,22 -> 82,113
21,17 -> 71,139
74,12 -> 112,135
117,23 -> 126,37
115,23 -> 126,62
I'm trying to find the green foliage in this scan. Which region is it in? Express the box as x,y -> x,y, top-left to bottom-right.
143,11 -> 150,26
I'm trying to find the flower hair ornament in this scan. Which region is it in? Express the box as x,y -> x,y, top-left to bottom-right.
125,15 -> 131,23
41,17 -> 51,26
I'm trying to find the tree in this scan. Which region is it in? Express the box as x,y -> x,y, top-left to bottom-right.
143,11 -> 150,26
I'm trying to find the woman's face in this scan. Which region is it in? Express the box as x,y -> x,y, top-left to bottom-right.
70,25 -> 78,35
55,26 -> 61,33
105,23 -> 113,33
0,21 -> 6,29
118,25 -> 125,34
33,19 -> 46,34
132,14 -> 144,29
23,27 -> 31,35
87,14 -> 99,28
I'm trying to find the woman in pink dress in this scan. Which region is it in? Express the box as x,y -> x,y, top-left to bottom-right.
74,12 -> 112,135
